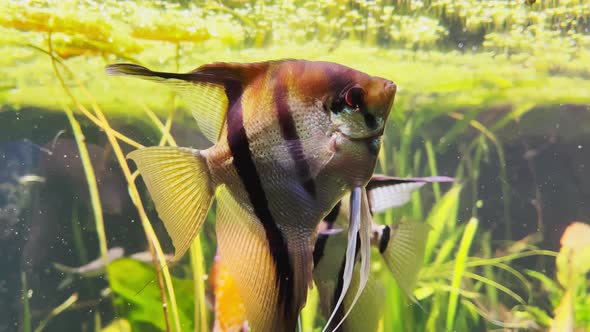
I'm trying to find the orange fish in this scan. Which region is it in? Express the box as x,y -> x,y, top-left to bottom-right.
210,252 -> 247,332
106,60 -> 396,331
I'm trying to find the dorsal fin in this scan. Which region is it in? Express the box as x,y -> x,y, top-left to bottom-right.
105,61 -> 276,143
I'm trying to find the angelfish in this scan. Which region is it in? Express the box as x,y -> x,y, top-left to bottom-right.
313,175 -> 454,331
106,60 -> 396,331
210,175 -> 453,332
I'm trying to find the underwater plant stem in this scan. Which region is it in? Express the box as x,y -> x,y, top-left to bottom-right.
93,99 -> 181,332
189,237 -> 208,332
33,293 -> 78,332
21,272 -> 31,332
448,111 -> 512,238
46,34 -> 180,332
158,96 -> 177,147
47,32 -> 109,275
424,139 -> 441,201
446,217 -> 478,332
71,205 -> 89,265
62,102 -> 110,272
139,103 -> 177,146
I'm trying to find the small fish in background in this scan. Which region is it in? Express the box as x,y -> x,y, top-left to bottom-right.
209,253 -> 248,332
211,175 -> 454,332
106,59 -> 396,331
53,247 -> 174,289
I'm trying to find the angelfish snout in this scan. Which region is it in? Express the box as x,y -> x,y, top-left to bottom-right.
384,80 -> 396,93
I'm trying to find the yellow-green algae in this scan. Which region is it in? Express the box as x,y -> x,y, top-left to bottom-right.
1,0 -> 590,120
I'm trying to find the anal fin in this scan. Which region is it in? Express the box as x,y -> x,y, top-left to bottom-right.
216,187 -> 303,332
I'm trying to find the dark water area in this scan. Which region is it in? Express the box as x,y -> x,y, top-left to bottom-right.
0,107 -> 219,332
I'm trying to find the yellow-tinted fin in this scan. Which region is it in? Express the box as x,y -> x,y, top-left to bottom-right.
380,222 -> 431,301
106,64 -> 228,143
342,262 -> 385,332
313,227 -> 385,332
215,187 -> 285,332
106,61 -> 283,143
127,147 -> 214,260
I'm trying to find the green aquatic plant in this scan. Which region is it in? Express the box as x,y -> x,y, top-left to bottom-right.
108,259 -> 195,332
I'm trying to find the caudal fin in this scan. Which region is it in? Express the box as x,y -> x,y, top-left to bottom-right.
128,147 -> 214,260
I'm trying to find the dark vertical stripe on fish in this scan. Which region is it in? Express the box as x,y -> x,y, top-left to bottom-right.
312,201 -> 342,266
330,256 -> 347,332
379,225 -> 391,254
324,201 -> 341,227
274,70 -> 316,197
225,82 -> 295,323
313,234 -> 329,267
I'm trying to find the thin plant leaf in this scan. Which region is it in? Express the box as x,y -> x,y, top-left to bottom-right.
21,272 -> 31,332
446,217 -> 478,331
189,237 -> 208,332
423,139 -> 441,201
61,102 -> 110,275
424,185 -> 462,263
462,271 -> 525,304
34,293 -> 78,332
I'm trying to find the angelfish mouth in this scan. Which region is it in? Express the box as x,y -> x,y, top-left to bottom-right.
330,130 -> 382,156
345,130 -> 383,142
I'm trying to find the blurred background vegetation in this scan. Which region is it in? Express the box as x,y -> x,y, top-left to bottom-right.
1,0 -> 589,331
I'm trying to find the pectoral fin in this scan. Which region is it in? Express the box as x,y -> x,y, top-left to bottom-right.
127,147 -> 214,260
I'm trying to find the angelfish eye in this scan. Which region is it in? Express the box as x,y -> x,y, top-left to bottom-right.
344,86 -> 365,110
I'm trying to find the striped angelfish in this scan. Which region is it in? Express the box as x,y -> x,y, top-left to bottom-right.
313,175 -> 454,331
210,175 -> 453,332
106,60 -> 396,331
